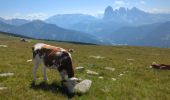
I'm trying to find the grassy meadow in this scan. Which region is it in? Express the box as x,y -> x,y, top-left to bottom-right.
0,33 -> 170,100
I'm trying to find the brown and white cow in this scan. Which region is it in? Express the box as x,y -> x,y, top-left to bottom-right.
150,62 -> 170,70
32,43 -> 78,92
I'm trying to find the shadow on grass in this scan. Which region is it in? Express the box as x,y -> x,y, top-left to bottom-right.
30,81 -> 77,98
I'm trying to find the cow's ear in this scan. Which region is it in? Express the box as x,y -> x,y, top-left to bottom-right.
69,77 -> 82,82
152,62 -> 157,65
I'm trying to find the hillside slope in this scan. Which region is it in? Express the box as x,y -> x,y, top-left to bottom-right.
0,33 -> 170,100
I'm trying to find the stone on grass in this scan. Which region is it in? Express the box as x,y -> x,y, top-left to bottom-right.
26,59 -> 32,62
105,67 -> 115,71
75,66 -> 85,71
0,73 -> 14,77
86,70 -> 99,75
123,71 -> 129,74
89,56 -> 105,59
74,79 -> 92,93
118,74 -> 124,77
0,87 -> 7,90
0,45 -> 7,47
98,76 -> 104,79
101,86 -> 110,93
127,58 -> 135,61
112,78 -> 116,81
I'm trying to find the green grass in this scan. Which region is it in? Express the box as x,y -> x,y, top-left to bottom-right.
0,33 -> 170,100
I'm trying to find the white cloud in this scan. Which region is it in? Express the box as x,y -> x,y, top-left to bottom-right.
26,13 -> 48,20
113,0 -> 129,9
144,8 -> 170,14
140,0 -> 145,4
12,12 -> 50,20
115,0 -> 126,5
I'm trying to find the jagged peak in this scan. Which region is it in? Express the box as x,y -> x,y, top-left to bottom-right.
105,6 -> 114,12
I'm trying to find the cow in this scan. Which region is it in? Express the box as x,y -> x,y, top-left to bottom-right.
150,62 -> 170,70
32,43 -> 78,93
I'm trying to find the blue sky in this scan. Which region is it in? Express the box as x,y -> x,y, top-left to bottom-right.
1,0 -> 170,20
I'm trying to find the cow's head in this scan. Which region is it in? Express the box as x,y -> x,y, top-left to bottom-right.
66,77 -> 81,93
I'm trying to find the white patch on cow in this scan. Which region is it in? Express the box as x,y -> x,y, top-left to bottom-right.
33,54 -> 43,81
149,66 -> 153,68
34,54 -> 43,63
34,43 -> 45,51
56,51 -> 62,56
68,52 -> 72,60
60,48 -> 66,52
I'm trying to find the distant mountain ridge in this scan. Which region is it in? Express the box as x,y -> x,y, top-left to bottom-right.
0,17 -> 29,26
0,20 -> 104,44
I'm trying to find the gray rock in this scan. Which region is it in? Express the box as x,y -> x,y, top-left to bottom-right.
26,59 -> 32,62
105,67 -> 115,71
0,87 -> 7,90
74,79 -> 92,93
98,76 -> 104,79
111,78 -> 116,81
0,45 -> 8,47
75,66 -> 85,71
89,56 -> 105,59
118,74 -> 124,77
0,73 -> 14,77
86,70 -> 99,75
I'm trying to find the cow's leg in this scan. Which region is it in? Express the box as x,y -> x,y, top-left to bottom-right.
42,66 -> 48,81
33,60 -> 39,82
60,70 -> 66,81
32,55 -> 41,82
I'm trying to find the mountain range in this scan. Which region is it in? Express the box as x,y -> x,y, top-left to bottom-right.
0,6 -> 170,47
0,20 -> 103,44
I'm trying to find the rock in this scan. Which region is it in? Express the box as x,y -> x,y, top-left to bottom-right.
26,59 -> 32,62
0,45 -> 8,47
111,78 -> 116,81
86,70 -> 99,75
0,73 -> 14,77
0,87 -> 7,90
89,56 -> 105,59
75,66 -> 85,71
123,71 -> 129,74
118,74 -> 124,77
74,79 -> 92,93
101,86 -> 110,93
98,76 -> 104,79
65,77 -> 79,93
127,58 -> 135,61
105,67 -> 115,71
